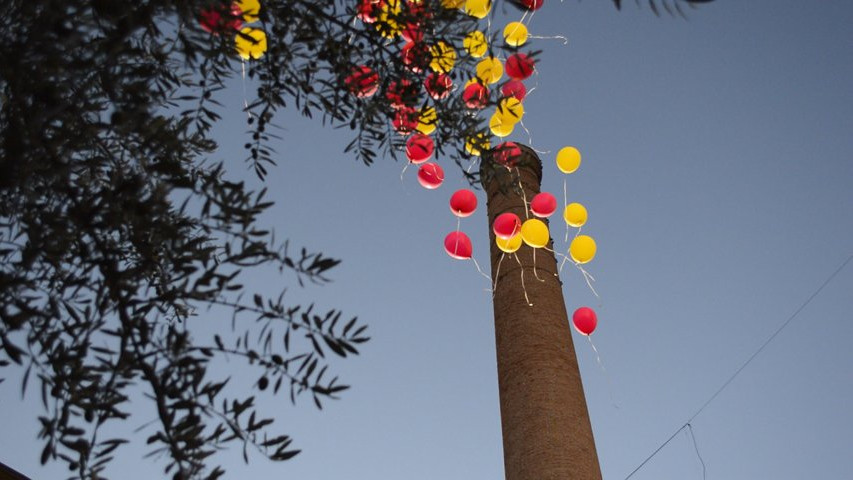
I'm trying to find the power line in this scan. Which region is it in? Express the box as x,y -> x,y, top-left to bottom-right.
624,253 -> 853,480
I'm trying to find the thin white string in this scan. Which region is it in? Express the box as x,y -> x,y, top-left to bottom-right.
514,253 -> 533,306
492,253 -> 506,297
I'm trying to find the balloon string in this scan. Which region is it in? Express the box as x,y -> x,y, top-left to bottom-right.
456,216 -> 461,234
564,178 -> 569,242
532,248 -> 545,282
516,171 -> 530,220
544,246 -> 570,275
587,335 -> 620,409
520,118 -> 534,147
470,255 -> 492,284
492,253 -> 506,297
687,423 -> 707,480
514,253 -> 533,306
529,34 -> 569,45
241,60 -> 251,120
577,263 -> 600,298
400,162 -> 410,183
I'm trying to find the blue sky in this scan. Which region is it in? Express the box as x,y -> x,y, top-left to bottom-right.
2,1 -> 852,479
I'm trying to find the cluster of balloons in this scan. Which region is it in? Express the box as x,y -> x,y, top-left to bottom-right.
199,0 -> 266,60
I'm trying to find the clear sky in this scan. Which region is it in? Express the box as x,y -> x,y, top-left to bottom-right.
2,1 -> 852,479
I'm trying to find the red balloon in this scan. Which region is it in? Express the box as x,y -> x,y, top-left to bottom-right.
463,82 -> 490,109
449,189 -> 478,217
572,307 -> 597,336
425,73 -> 452,100
199,4 -> 243,33
417,163 -> 444,189
516,0 -> 545,11
493,212 -> 522,239
356,0 -> 384,23
402,41 -> 430,73
501,80 -> 527,101
530,192 -> 557,217
345,65 -> 380,98
506,53 -> 536,81
401,22 -> 423,43
493,141 -> 522,168
444,231 -> 473,260
386,79 -> 418,110
405,133 -> 434,164
392,107 -> 419,134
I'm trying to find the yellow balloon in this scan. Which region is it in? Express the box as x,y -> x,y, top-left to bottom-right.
465,132 -> 490,156
563,203 -> 588,227
442,0 -> 465,8
556,146 -> 581,174
489,113 -> 514,138
498,97 -> 524,123
463,31 -> 488,58
569,235 -> 597,264
465,0 -> 492,19
235,27 -> 267,60
503,21 -> 528,47
416,106 -> 437,135
429,41 -> 456,73
376,10 -> 402,39
496,233 -> 522,253
476,56 -> 503,85
521,219 -> 549,248
236,0 -> 261,23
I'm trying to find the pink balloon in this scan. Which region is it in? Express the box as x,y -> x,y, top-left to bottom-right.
493,141 -> 522,168
425,73 -> 452,100
417,163 -> 444,189
444,231 -> 473,260
463,82 -> 490,109
530,192 -> 557,218
401,41 -> 429,73
506,53 -> 535,81
392,107 -> 419,134
345,65 -> 380,98
405,133 -> 434,164
449,189 -> 478,217
516,0 -> 544,11
493,212 -> 522,239
572,307 -> 597,336
501,80 -> 527,101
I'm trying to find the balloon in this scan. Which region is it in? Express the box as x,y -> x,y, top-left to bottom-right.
572,306 -> 597,335
503,21 -> 528,47
236,0 -> 260,23
530,192 -> 557,217
465,0 -> 492,19
501,80 -> 527,101
569,235 -> 596,264
235,27 -> 267,60
497,96 -> 524,123
556,146 -> 581,174
386,79 -> 417,110
405,133 -> 434,164
496,233 -> 523,253
450,189 -> 478,217
393,107 -> 419,134
444,231 -> 473,260
521,218 -> 549,248
563,203 -> 587,227
489,113 -> 514,138
200,4 -> 243,33
356,0 -> 382,23
492,141 -> 521,167
416,106 -> 437,135
510,0 -> 544,11
417,163 -> 444,189
429,41 -> 456,73
463,81 -> 490,109
465,132 -> 490,156
493,212 -> 521,239
442,0 -> 465,7
476,56 -> 503,85
425,73 -> 452,100
344,65 -> 380,98
401,22 -> 423,43
463,31 -> 488,58
505,53 -> 535,80
402,41 -> 430,73
376,10 -> 402,39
